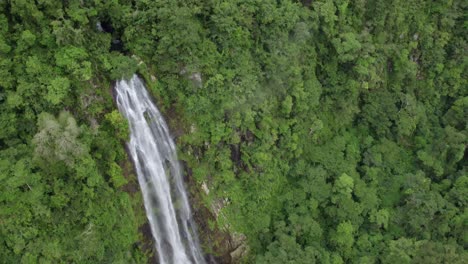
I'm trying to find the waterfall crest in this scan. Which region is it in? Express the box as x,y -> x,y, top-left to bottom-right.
115,75 -> 206,264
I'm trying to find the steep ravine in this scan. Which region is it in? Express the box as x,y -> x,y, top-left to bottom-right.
113,74 -> 245,263
163,106 -> 249,264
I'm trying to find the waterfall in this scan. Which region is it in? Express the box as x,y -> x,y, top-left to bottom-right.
115,75 -> 206,264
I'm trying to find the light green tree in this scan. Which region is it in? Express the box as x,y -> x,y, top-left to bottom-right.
32,111 -> 84,167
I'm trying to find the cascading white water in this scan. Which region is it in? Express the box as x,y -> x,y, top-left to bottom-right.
115,75 -> 206,264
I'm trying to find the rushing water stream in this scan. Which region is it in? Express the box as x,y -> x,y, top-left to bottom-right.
115,75 -> 206,264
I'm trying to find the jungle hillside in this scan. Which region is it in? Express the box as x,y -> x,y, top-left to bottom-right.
0,0 -> 467,263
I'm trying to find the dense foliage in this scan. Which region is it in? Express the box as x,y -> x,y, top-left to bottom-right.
0,1 -> 146,263
1,0 -> 466,263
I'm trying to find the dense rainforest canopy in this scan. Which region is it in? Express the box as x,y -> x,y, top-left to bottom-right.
0,0 -> 466,263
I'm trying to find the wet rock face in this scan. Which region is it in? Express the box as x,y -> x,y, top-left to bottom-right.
198,180 -> 249,263
229,233 -> 248,263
